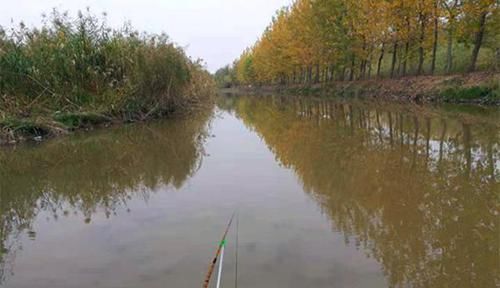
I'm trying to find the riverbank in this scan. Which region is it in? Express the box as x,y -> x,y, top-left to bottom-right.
1,64 -> 215,144
0,102 -> 214,145
0,11 -> 216,145
225,72 -> 499,105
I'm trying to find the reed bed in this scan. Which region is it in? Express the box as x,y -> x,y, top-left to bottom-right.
0,9 -> 215,143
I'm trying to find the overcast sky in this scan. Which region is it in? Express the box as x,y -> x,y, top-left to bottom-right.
0,0 -> 293,72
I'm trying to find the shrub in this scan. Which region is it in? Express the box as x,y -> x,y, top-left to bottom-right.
441,86 -> 495,102
0,9 -> 215,122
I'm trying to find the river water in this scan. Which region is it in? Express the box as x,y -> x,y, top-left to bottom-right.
0,95 -> 498,288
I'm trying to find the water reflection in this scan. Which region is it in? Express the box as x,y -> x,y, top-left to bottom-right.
0,111 -> 212,284
219,95 -> 499,288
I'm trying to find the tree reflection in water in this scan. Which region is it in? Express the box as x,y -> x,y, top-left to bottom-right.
0,110 -> 213,284
219,95 -> 499,288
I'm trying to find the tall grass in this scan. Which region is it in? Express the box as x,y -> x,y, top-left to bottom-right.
0,9 -> 215,129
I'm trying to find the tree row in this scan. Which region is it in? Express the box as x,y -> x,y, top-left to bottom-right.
216,0 -> 498,87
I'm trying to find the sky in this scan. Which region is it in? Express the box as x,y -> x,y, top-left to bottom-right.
0,0 -> 293,72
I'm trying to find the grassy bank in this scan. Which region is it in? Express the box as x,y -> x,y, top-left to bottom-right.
0,10 -> 216,144
228,72 -> 499,104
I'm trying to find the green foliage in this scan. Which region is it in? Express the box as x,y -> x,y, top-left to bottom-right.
214,65 -> 238,88
53,112 -> 111,129
236,50 -> 256,84
441,85 -> 496,102
0,9 -> 215,124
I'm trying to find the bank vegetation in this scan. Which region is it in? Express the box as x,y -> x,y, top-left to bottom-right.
0,9 -> 216,144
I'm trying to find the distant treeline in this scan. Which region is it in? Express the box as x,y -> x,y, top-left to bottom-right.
216,0 -> 498,87
0,9 -> 215,142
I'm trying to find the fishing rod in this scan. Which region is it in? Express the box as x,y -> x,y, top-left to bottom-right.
215,238 -> 225,288
203,212 -> 236,288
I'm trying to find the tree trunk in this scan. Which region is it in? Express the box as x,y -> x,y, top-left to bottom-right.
430,0 -> 438,74
390,42 -> 398,78
403,16 -> 410,76
377,43 -> 385,78
349,55 -> 355,81
367,56 -> 372,79
360,60 -> 365,80
496,48 -> 500,72
315,64 -> 320,83
446,29 -> 453,73
397,45 -> 402,76
307,65 -> 312,84
360,42 -> 367,80
417,13 -> 426,75
402,42 -> 409,76
468,11 -> 487,72
330,64 -> 335,81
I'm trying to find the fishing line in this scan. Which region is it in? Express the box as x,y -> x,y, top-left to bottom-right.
234,213 -> 239,288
